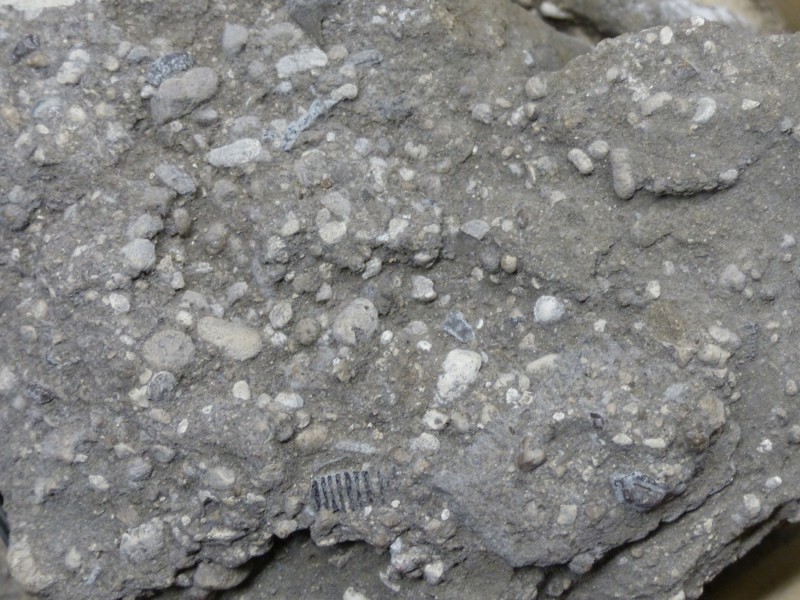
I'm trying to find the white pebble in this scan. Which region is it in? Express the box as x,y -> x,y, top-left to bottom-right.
423,560 -> 445,585
692,97 -> 717,124
587,140 -> 609,159
411,275 -> 437,302
659,26 -> 673,45
274,391 -> 304,410
108,292 -> 131,314
436,349 -> 482,403
410,432 -> 440,455
567,148 -> 594,175
742,493 -> 761,518
319,221 -> 347,245
232,380 -> 251,401
269,300 -> 293,329
534,295 -> 565,324
719,264 -> 746,292
423,409 -> 449,431
331,83 -> 358,102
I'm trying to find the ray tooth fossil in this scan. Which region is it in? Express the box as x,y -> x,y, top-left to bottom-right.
310,468 -> 390,513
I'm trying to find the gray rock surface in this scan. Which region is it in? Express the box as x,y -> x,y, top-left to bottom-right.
1,1 -> 799,600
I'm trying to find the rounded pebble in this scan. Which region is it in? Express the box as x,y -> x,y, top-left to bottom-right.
193,561 -> 249,591
197,316 -> 263,360
222,23 -> 249,55
534,295 -> 565,324
232,380 -> 251,401
719,264 -> 746,292
206,138 -> 263,167
423,409 -> 449,430
332,298 -> 379,345
143,329 -> 196,372
609,148 -> 636,200
567,148 -> 594,175
269,300 -> 294,329
524,75 -> 548,100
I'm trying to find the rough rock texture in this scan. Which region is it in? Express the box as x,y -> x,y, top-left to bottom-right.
1,1 -> 800,600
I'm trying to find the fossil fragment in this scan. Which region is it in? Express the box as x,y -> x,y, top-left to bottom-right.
610,472 -> 669,512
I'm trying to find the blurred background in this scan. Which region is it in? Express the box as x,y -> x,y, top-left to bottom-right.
774,0 -> 800,28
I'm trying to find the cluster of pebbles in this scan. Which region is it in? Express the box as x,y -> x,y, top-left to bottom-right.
2,1 -> 800,599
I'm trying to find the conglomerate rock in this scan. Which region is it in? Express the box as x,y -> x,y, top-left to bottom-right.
1,1 -> 799,599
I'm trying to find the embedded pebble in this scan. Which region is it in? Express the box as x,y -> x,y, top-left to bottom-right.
147,371 -> 177,403
154,163 -> 197,195
640,92 -> 672,116
232,380 -> 251,401
126,457 -> 153,481
197,316 -> 263,360
471,103 -> 492,124
121,238 -> 156,276
319,221 -> 348,244
206,138 -> 263,167
343,589 -> 370,600
587,139 -> 609,159
205,466 -> 236,490
6,538 -> 55,593
143,329 -> 196,372
718,168 -> 738,186
719,264 -> 746,292
146,52 -> 193,86
332,298 -> 379,345
269,300 -> 293,329
742,493 -> 761,518
193,561 -> 249,591
411,432 -> 440,455
611,472 -> 668,511
442,311 -> 475,343
276,48 -> 329,77
515,444 -> 546,472
127,214 -> 164,239
272,519 -> 299,539
274,391 -> 304,410
461,219 -> 490,240
567,148 -> 593,175
108,292 -> 131,314
500,255 -> 518,273
692,97 -> 717,124
411,275 -> 437,302
320,191 -> 352,219
150,67 -> 220,125
534,295 -> 565,324
222,23 -> 249,55
524,75 -> 548,100
437,349 -> 482,403
56,49 -> 90,85
331,83 -> 358,102
119,519 -> 165,563
556,504 -> 578,526
609,148 -> 636,200
294,317 -> 320,346
423,409 -> 449,431
294,424 -> 329,452
423,560 -> 445,585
